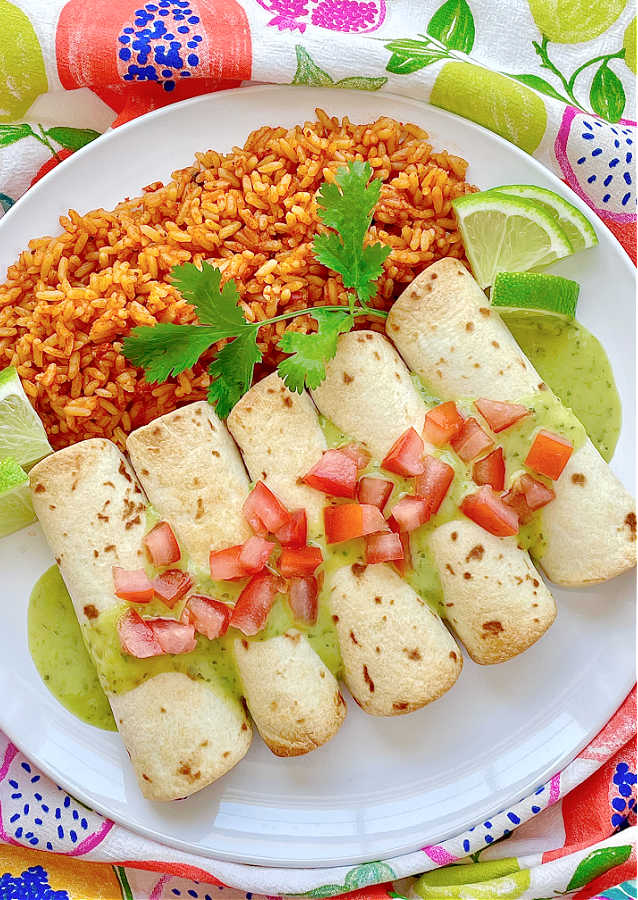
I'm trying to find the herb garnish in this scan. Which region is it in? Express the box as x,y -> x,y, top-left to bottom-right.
122,161 -> 391,417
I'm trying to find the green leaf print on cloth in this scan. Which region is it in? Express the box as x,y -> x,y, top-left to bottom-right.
430,62 -> 547,154
44,127 -> 101,151
0,0 -> 47,123
427,0 -> 475,53
292,47 -> 387,91
303,862 -> 397,897
565,844 -> 633,892
527,0 -> 628,44
590,61 -> 626,122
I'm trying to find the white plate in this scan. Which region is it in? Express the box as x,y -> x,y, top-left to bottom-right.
0,86 -> 634,868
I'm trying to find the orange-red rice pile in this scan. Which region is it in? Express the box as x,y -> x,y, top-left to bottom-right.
0,109 -> 476,450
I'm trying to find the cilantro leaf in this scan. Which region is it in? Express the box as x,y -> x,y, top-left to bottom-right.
170,261 -> 245,330
277,309 -> 353,393
313,161 -> 391,305
122,323 -> 223,383
207,330 -> 262,418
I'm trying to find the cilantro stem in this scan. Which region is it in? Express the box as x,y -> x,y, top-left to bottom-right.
256,304 -> 388,328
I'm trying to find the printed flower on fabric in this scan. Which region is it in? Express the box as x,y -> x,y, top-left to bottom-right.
253,0 -> 385,34
610,761 -> 637,830
0,865 -> 70,900
55,0 -> 252,124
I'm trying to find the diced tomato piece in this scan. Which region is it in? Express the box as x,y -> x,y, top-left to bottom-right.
303,449 -> 358,498
525,429 -> 573,480
365,531 -> 404,564
230,573 -> 280,636
275,508 -> 307,549
472,447 -> 505,491
117,609 -> 163,658
414,455 -> 454,516
143,521 -> 180,567
503,474 -> 555,524
151,569 -> 193,608
451,417 -> 494,462
460,486 -> 519,537
288,576 -> 319,625
475,398 -> 530,433
112,567 -> 154,603
388,496 -> 430,532
184,594 -> 231,640
388,520 -> 412,575
324,503 -> 387,544
382,427 -> 426,476
357,476 -> 393,511
238,535 -> 275,574
149,618 -> 197,654
242,481 -> 291,534
279,545 -> 323,577
339,442 -> 371,471
209,545 -> 246,581
423,401 -> 465,447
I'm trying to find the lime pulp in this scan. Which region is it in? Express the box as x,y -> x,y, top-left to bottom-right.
491,271 -> 579,320
0,366 -> 51,468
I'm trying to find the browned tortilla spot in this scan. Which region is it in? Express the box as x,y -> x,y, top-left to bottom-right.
404,648 -> 421,661
571,473 -> 586,485
482,620 -> 504,634
363,665 -> 375,692
34,483 -> 46,493
343,372 -> 353,384
83,604 -> 98,620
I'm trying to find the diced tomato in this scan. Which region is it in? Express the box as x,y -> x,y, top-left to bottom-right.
149,618 -> 197,654
357,476 -> 393,511
117,609 -> 163,658
414,455 -> 454,516
460,486 -> 519,537
238,535 -> 275,574
472,447 -> 505,491
339,442 -> 371,471
242,481 -> 291,534
388,496 -> 430,532
388,520 -> 412,575
275,508 -> 307,549
279,545 -> 323,577
184,594 -> 231,640
303,449 -> 358,498
451,417 -> 494,462
365,531 -> 404,564
423,401 -> 465,446
230,573 -> 280,636
475,398 -> 530,433
525,429 -> 573,480
503,474 -> 555,523
288,576 -> 319,625
381,427 -> 426,476
324,503 -> 387,544
143,521 -> 180,567
112,567 -> 154,603
209,545 -> 246,581
152,569 -> 193,608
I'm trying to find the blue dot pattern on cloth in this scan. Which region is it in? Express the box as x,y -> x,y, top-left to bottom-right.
575,120 -> 635,208
0,866 -> 70,900
611,762 -> 637,830
117,1 -> 203,91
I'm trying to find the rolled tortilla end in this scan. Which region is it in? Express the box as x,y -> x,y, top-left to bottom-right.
387,258 -> 636,585
429,521 -> 556,665
234,631 -> 346,756
329,563 -> 462,715
30,439 -> 251,801
129,402 -> 345,757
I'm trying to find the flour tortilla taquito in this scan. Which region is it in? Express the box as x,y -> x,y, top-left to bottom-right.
387,258 -> 636,585
311,331 -> 556,665
229,373 -> 462,712
30,439 -> 251,801
127,401 -> 344,756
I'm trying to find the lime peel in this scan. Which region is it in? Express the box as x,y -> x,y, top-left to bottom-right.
491,272 -> 579,320
0,457 -> 35,538
0,366 -> 51,468
452,191 -> 574,289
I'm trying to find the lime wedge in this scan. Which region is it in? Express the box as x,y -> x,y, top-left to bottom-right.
488,184 -> 598,252
452,192 -> 574,289
0,366 -> 51,468
0,457 -> 35,538
491,272 -> 579,320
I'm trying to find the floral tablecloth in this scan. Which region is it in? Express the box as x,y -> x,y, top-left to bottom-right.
0,0 -> 636,897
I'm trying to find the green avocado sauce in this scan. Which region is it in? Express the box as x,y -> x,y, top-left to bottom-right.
501,312 -> 622,462
28,566 -> 116,731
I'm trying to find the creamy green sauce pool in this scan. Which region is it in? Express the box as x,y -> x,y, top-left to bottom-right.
502,312 -> 622,462
28,566 -> 116,730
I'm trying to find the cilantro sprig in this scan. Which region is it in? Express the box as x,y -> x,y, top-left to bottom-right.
122,161 -> 391,418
